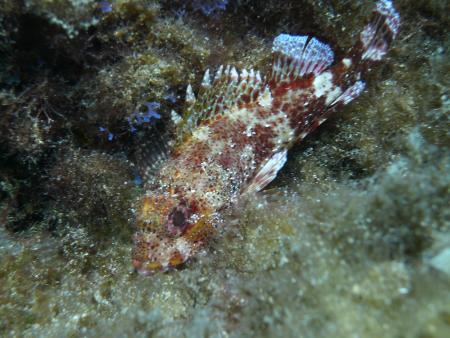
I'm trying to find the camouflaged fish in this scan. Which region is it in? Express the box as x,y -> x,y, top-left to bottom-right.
132,0 -> 400,275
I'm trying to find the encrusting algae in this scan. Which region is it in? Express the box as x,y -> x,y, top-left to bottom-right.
132,0 -> 401,274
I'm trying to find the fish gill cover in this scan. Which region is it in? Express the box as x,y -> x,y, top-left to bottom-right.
0,0 -> 449,337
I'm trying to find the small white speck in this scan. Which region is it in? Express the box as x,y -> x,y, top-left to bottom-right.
398,287 -> 409,295
342,58 -> 352,68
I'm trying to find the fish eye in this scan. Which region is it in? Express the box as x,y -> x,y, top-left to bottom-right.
168,205 -> 190,234
171,209 -> 186,228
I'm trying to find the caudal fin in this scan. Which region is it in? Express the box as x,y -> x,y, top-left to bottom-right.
360,0 -> 400,61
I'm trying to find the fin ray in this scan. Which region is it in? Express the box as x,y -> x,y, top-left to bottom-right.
360,0 -> 400,61
242,150 -> 288,195
271,34 -> 334,82
330,81 -> 366,106
133,130 -> 171,181
177,66 -> 265,141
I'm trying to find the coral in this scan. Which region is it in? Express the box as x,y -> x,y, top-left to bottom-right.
23,0 -> 100,39
162,0 -> 228,17
191,0 -> 228,16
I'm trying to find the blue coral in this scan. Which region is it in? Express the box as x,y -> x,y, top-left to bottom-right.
192,0 -> 228,15
127,101 -> 161,133
98,1 -> 113,14
98,102 -> 161,141
98,126 -> 114,141
168,0 -> 228,17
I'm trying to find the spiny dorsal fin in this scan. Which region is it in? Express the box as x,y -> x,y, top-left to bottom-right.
270,34 -> 334,82
197,65 -> 264,121
177,65 -> 265,141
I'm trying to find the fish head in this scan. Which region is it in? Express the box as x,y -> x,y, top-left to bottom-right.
132,194 -> 210,275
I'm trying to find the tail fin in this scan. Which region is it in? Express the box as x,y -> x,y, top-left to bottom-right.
264,0 -> 400,144
360,0 -> 400,61
328,0 -> 400,107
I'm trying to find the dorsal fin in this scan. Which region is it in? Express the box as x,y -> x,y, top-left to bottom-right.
270,34 -> 334,82
176,65 -> 265,141
133,129 -> 171,182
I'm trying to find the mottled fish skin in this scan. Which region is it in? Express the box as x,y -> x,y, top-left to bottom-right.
132,0 -> 400,275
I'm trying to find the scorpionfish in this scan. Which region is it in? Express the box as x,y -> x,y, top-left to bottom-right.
132,0 -> 400,275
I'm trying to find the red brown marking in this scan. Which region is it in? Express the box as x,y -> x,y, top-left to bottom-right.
243,94 -> 251,103
270,76 -> 314,97
252,89 -> 259,102
230,121 -> 249,151
183,141 -> 210,167
252,124 -> 275,162
210,117 -> 234,142
272,98 -> 282,111
256,106 -> 272,120
217,147 -> 235,168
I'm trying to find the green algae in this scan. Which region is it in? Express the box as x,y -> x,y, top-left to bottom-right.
1,0 -> 449,337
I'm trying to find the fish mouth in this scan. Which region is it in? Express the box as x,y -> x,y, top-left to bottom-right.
135,266 -> 155,276
133,258 -> 188,275
132,259 -> 163,275
132,255 -> 186,275
132,232 -> 193,275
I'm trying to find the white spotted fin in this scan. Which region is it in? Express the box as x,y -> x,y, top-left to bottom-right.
243,149 -> 288,195
270,34 -> 334,83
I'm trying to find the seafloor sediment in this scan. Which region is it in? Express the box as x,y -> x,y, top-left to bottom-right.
0,1 -> 449,337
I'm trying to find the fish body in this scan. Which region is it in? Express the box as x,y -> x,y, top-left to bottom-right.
132,0 -> 400,275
